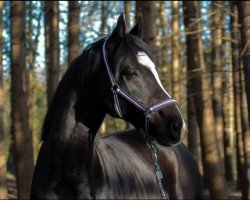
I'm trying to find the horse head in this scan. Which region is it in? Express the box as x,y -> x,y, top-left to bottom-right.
42,13 -> 185,146
99,13 -> 185,146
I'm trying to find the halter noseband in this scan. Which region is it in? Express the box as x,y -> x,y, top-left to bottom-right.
102,38 -> 178,119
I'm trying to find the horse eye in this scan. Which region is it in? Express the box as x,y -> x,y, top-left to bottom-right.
123,69 -> 138,78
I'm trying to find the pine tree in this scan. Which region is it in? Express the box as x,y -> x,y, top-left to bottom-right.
136,1 -> 157,61
124,1 -> 131,29
10,1 -> 34,198
231,4 -> 250,197
237,2 -> 250,130
68,1 -> 80,64
171,1 -> 180,101
183,1 -> 228,198
0,1 -> 8,198
211,1 -> 224,163
45,1 -> 59,106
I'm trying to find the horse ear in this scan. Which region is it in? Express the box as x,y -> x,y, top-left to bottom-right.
108,13 -> 126,50
129,14 -> 142,39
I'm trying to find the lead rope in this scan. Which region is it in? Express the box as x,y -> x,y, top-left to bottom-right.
147,141 -> 169,200
144,115 -> 169,200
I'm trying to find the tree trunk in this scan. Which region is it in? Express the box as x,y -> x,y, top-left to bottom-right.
124,1 -> 130,29
239,62 -> 250,199
27,1 -> 42,157
187,94 -> 199,161
171,1 -> 180,101
230,3 -> 246,195
68,1 -> 80,64
10,1 -> 34,198
222,3 -> 234,182
0,1 -> 8,199
211,1 -> 224,166
100,1 -> 107,36
159,1 -> 171,92
26,1 -> 34,157
183,2 -> 228,198
222,55 -> 234,181
237,2 -> 250,130
237,3 -> 250,196
136,1 -> 157,61
45,1 -> 59,106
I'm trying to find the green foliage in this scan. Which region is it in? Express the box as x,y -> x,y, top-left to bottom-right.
105,115 -> 127,135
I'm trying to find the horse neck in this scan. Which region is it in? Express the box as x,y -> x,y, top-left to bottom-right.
43,82 -> 105,143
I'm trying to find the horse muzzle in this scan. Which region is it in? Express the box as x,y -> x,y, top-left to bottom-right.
148,106 -> 185,146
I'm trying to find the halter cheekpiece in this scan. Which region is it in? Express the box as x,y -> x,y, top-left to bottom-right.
102,38 -> 178,199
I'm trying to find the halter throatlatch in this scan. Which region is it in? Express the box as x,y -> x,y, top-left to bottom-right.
102,38 -> 177,199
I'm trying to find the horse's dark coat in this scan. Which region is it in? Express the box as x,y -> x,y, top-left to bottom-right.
33,127 -> 201,199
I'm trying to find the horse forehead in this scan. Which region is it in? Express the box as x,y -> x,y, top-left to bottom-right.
136,51 -> 172,98
136,51 -> 156,70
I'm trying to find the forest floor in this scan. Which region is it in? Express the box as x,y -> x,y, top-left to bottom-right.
202,188 -> 241,199
7,172 -> 241,199
7,173 -> 17,199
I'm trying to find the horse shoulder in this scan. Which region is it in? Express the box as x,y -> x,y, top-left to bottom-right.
173,143 -> 202,199
31,122 -> 91,199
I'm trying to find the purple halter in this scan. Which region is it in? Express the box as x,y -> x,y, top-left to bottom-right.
102,38 -> 178,119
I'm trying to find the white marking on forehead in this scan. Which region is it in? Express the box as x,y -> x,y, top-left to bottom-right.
137,52 -> 185,124
137,51 -> 171,98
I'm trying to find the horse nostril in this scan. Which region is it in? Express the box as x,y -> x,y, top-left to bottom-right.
170,119 -> 183,135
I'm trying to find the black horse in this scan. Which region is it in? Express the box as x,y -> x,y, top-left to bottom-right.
31,14 -> 201,199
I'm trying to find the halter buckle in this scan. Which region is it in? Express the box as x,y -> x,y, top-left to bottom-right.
111,84 -> 119,93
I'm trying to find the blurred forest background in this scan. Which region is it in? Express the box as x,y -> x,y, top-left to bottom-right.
0,1 -> 250,199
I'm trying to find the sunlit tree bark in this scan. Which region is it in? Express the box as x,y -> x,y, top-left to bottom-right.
230,3 -> 247,196
211,1 -> 224,166
45,1 -> 59,106
221,5 -> 234,182
26,1 -> 42,158
237,2 -> 250,130
183,1 -> 228,198
124,1 -> 130,29
10,1 -> 34,198
171,1 -> 180,101
158,1 -> 171,92
0,1 -> 8,199
136,1 -> 157,60
222,56 -> 234,181
68,1 -> 80,64
100,1 -> 107,36
237,5 -> 250,194
239,62 -> 250,199
187,93 -> 199,161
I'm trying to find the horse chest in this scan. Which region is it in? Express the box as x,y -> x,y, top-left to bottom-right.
90,142 -> 162,199
96,165 -> 162,199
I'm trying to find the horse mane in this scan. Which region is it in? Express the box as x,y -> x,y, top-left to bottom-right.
41,38 -> 106,141
41,34 -> 153,141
